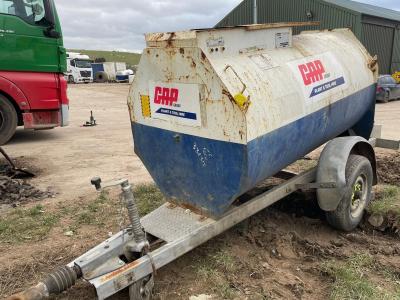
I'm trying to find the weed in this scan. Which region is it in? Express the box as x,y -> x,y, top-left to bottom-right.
133,183 -> 165,215
194,249 -> 239,299
322,254 -> 400,300
368,185 -> 400,216
0,205 -> 59,244
68,184 -> 164,232
74,191 -> 110,226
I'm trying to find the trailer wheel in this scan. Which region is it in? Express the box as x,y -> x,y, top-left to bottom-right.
326,155 -> 373,231
129,274 -> 154,300
0,95 -> 18,145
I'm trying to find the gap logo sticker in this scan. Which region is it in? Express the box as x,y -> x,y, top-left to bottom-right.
288,52 -> 348,102
154,87 -> 179,106
149,82 -> 202,127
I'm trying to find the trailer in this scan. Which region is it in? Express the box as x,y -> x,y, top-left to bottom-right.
9,22 -> 380,300
92,62 -> 127,83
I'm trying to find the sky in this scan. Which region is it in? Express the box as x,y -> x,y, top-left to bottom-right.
54,0 -> 400,53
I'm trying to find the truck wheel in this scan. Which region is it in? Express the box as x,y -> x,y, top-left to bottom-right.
0,95 -> 18,145
326,155 -> 373,231
68,75 -> 75,84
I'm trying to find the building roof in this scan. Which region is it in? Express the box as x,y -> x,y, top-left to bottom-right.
323,0 -> 400,22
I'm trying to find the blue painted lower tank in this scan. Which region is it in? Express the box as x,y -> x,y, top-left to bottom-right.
128,24 -> 378,217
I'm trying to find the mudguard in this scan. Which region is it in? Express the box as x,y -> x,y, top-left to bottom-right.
317,136 -> 377,211
0,74 -> 30,110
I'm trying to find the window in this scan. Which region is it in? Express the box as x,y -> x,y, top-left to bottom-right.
75,60 -> 92,69
0,0 -> 46,25
380,76 -> 396,85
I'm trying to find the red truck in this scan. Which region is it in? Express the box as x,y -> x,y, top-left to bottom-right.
0,0 -> 68,145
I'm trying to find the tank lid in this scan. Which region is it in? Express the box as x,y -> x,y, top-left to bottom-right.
145,22 -> 320,43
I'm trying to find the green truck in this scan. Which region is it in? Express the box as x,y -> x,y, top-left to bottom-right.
0,0 -> 68,145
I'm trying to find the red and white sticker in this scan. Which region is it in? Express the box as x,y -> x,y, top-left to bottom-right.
288,52 -> 348,103
149,81 -> 202,127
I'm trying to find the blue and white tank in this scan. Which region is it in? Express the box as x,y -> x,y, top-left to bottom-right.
128,24 -> 378,217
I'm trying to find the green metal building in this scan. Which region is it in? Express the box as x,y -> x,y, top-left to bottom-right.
216,0 -> 400,74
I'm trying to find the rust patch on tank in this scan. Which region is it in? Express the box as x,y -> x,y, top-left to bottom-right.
222,89 -> 235,103
368,55 -> 378,74
167,32 -> 176,47
201,51 -> 207,60
169,201 -> 208,217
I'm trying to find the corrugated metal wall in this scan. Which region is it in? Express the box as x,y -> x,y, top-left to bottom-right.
217,0 -> 361,34
256,0 -> 360,35
217,0 -> 399,74
361,23 -> 394,74
392,28 -> 400,73
218,0 -> 253,27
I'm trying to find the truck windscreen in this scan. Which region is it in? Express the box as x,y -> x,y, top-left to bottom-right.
0,0 -> 46,25
75,60 -> 92,68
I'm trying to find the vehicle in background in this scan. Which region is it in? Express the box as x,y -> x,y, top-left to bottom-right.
376,75 -> 400,103
92,62 -> 126,83
393,71 -> 400,84
0,0 -> 69,145
115,69 -> 134,83
66,52 -> 93,84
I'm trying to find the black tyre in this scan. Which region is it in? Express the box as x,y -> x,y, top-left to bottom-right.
129,274 -> 154,300
68,75 -> 75,84
0,95 -> 18,145
326,155 -> 373,231
382,91 -> 390,103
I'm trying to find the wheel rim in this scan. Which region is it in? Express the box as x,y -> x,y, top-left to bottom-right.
350,175 -> 368,218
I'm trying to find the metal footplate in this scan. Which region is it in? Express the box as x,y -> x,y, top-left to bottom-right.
141,204 -> 215,243
80,168 -> 316,300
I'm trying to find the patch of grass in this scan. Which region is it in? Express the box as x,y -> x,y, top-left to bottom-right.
322,254 -> 400,300
69,49 -> 141,68
195,250 -> 239,299
368,185 -> 400,216
74,191 -> 110,226
70,184 -> 164,230
133,183 -> 165,216
0,205 -> 59,244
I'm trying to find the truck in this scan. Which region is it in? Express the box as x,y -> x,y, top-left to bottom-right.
0,0 -> 69,145
66,52 -> 93,84
92,62 -> 127,83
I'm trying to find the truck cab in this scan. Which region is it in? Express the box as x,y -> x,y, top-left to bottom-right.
0,0 -> 68,145
66,52 -> 93,84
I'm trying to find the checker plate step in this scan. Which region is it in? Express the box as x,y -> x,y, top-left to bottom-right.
141,203 -> 215,242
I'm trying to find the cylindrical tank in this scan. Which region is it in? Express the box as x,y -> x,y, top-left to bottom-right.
128,23 -> 378,217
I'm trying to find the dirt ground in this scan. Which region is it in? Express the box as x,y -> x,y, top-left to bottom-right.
0,84 -> 151,215
1,84 -> 400,300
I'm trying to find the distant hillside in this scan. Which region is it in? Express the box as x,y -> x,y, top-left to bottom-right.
68,49 -> 141,67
